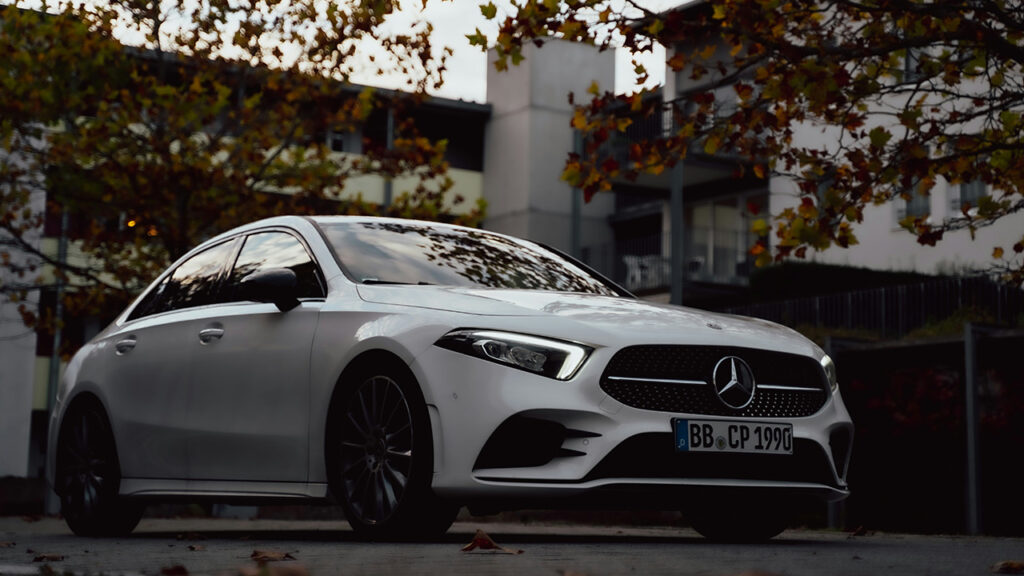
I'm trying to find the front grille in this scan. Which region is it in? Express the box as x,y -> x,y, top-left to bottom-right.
600,345 -> 829,418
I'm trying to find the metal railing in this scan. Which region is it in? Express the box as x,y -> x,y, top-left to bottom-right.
722,275 -> 1023,339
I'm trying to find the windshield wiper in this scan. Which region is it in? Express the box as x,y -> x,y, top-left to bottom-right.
361,278 -> 433,286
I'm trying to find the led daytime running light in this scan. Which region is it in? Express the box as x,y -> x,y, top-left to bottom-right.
435,329 -> 591,381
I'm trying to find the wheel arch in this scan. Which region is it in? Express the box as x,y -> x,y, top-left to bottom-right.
53,391 -> 121,497
322,349 -> 434,502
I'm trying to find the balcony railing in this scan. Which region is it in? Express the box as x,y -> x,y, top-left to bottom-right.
723,275 -> 1023,340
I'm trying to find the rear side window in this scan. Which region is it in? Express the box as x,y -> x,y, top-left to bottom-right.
127,239 -> 237,320
227,231 -> 324,300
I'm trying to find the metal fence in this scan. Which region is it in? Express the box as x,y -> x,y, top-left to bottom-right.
722,275 -> 1023,339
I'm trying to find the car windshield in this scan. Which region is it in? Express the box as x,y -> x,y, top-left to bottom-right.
317,220 -> 621,296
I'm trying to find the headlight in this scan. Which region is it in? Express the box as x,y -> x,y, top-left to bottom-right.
435,329 -> 592,381
821,354 -> 838,392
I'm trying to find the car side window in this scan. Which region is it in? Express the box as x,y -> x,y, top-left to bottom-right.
127,240 -> 237,320
227,231 -> 325,301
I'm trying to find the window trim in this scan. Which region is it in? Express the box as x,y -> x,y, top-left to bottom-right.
124,236 -> 240,322
121,225 -> 328,325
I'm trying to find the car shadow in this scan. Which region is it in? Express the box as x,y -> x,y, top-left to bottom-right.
125,526 -> 853,547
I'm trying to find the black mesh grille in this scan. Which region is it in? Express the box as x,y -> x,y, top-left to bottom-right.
600,345 -> 829,418
586,433 -> 839,487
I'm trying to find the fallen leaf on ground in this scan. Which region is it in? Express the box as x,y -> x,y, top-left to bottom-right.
993,561 -> 1024,574
32,554 -> 65,562
461,529 -> 523,555
161,565 -> 189,576
0,542 -> 14,548
238,563 -> 309,576
848,525 -> 871,538
251,550 -> 296,564
188,545 -> 206,551
21,515 -> 42,523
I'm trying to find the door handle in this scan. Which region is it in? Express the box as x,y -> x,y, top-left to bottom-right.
114,338 -> 137,355
198,328 -> 225,344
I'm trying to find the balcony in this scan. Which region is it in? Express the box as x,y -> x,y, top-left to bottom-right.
582,228 -> 752,294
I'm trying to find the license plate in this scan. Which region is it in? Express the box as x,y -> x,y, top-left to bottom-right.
674,419 -> 793,455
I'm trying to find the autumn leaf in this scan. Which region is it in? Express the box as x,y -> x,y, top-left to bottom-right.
868,127 -> 891,149
33,554 -> 65,562
571,108 -> 589,130
461,529 -> 524,554
251,550 -> 297,563
750,218 -> 770,236
992,561 -> 1024,574
160,566 -> 189,576
993,247 -> 1005,259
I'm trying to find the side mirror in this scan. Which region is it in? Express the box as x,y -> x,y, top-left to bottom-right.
239,268 -> 300,312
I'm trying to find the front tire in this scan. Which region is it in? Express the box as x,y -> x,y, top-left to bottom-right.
328,364 -> 457,540
55,399 -> 142,537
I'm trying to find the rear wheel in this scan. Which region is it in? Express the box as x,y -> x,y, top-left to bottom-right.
56,399 -> 142,537
329,364 -> 457,540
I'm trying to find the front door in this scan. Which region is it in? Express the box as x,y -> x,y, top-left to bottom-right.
185,230 -> 325,483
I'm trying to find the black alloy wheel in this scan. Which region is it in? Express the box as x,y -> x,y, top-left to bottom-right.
332,365 -> 457,539
56,399 -> 142,537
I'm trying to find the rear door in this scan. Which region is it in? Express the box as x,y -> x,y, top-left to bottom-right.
104,239 -> 238,480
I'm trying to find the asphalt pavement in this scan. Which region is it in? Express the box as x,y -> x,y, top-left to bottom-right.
1,516 -> 1023,576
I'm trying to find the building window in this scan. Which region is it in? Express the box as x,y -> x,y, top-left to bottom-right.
959,178 -> 987,209
685,192 -> 766,284
904,47 -> 923,82
326,129 -> 362,154
897,190 -> 930,221
815,169 -> 841,225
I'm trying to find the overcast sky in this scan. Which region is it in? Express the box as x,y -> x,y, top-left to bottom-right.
348,0 -> 681,103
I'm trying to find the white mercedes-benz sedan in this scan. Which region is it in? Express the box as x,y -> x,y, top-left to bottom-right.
47,215 -> 853,541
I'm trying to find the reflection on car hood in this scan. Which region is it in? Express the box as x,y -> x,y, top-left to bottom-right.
356,285 -> 819,355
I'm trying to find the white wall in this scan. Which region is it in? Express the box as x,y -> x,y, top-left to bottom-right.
769,166 -> 1024,275
483,39 -> 617,251
0,145 -> 43,478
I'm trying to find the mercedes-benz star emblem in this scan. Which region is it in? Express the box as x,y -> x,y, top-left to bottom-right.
712,356 -> 756,410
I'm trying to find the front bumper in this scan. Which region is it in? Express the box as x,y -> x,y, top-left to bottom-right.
411,343 -> 853,505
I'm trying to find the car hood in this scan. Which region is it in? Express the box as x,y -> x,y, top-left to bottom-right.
357,285 -> 821,356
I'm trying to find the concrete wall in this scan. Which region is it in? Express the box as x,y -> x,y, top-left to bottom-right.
0,145 -> 43,478
342,165 -> 484,215
483,40 -> 617,252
